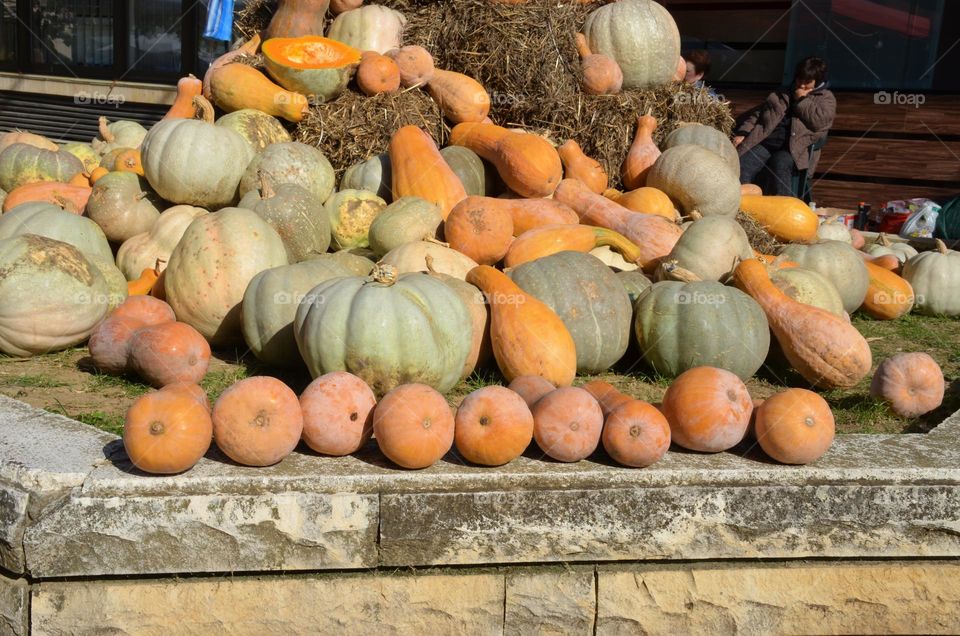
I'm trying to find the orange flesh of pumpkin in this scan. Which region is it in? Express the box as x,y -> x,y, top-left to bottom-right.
262,37 -> 361,68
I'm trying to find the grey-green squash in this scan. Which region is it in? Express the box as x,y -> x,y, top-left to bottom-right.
656,215 -> 753,282
239,141 -> 335,203
617,270 -> 652,305
325,250 -> 376,275
341,153 -> 392,201
326,5 -> 406,54
0,144 -> 85,191
778,240 -> 870,313
294,266 -> 472,394
510,250 -> 632,374
0,202 -> 113,264
215,109 -> 292,153
92,117 -> 147,154
634,280 -> 770,379
380,240 -> 478,280
424,256 -> 491,379
769,265 -> 845,317
368,196 -> 442,257
662,123 -> 740,177
86,172 -> 163,243
325,189 -> 388,250
646,145 -> 741,218
901,239 -> 960,316
439,145 -> 504,197
239,178 -> 330,262
60,142 -> 101,174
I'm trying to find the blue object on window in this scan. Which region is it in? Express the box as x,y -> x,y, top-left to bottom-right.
203,0 -> 235,42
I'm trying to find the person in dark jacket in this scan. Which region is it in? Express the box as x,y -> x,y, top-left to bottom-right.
735,57 -> 836,196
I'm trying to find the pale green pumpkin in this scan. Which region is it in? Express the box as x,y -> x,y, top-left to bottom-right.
86,172 -> 162,243
902,239 -> 960,316
368,196 -> 442,257
325,189 -> 387,250
215,109 -> 291,153
0,202 -> 113,264
662,123 -> 740,177
340,153 -> 392,201
646,145 -> 741,218
239,178 -> 330,262
239,141 -> 335,203
778,240 -> 870,313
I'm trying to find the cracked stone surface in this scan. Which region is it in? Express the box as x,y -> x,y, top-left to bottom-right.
0,573 -> 27,636
505,567 -> 596,635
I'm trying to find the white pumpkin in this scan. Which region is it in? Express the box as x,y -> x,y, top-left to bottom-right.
380,240 -> 479,280
116,205 -> 208,281
864,233 -> 919,264
902,239 -> 960,316
816,218 -> 853,244
327,5 -> 406,54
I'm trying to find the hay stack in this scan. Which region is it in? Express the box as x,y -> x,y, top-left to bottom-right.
234,0 -> 734,185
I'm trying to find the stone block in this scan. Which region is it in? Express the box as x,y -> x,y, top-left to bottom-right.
505,567 -> 595,635
0,573 -> 27,636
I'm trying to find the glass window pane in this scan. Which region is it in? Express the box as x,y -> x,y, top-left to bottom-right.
128,0 -> 182,75
197,1 -> 229,77
1,1 -> 16,64
30,0 -> 114,70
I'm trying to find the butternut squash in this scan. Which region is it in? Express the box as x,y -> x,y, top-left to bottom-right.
740,195 -> 818,243
389,126 -> 467,219
504,224 -> 642,268
861,261 -> 914,320
427,69 -> 490,124
207,63 -> 309,123
621,113 -> 660,190
558,139 -> 608,193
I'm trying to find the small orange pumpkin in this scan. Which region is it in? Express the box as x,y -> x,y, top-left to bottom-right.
89,316 -> 147,375
454,385 -> 534,466
581,380 -> 632,417
531,387 -> 603,462
444,196 -> 515,265
507,375 -> 556,408
602,400 -> 671,468
870,352 -> 945,418
300,371 -> 377,456
357,51 -> 401,96
373,383 -> 455,469
127,321 -> 211,388
660,367 -> 752,453
123,384 -> 213,474
212,377 -> 304,467
89,166 -> 110,184
754,388 -> 835,464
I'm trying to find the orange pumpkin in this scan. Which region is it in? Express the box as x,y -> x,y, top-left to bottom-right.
389,125 -> 467,219
754,388 -> 835,464
466,266 -> 577,387
660,367 -> 752,452
427,69 -> 490,123
300,371 -> 377,456
507,375 -> 556,408
88,316 -> 147,375
112,148 -> 144,176
558,139 -> 608,193
444,196 -> 515,265
127,321 -> 211,388
212,377 -> 304,466
602,400 -> 671,468
123,384 -> 213,474
162,74 -> 204,120
504,223 -> 642,269
621,114 -> 660,190
1,181 -> 92,214
607,186 -> 677,222
357,51 -> 401,96
111,295 -> 176,326
166,381 -> 211,412
373,383 -> 455,469
454,385 -> 534,466
581,380 -> 632,417
88,166 -> 110,184
740,183 -> 762,196
870,352 -> 945,418
861,261 -> 914,320
531,387 -> 603,462
387,45 -> 435,88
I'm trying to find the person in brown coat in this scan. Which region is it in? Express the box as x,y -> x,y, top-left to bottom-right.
735,57 -> 836,196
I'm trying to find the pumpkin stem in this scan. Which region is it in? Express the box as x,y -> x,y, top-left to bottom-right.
878,233 -> 892,247
688,210 -> 703,222
424,254 -> 438,275
258,171 -> 276,199
191,95 -> 215,124
574,33 -> 592,59
154,258 -> 166,274
98,117 -> 115,143
935,238 -> 948,254
135,191 -> 149,201
371,263 -> 399,286
656,260 -> 702,282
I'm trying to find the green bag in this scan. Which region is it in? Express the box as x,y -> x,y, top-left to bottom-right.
934,196 -> 960,240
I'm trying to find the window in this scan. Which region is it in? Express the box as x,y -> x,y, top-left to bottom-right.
128,0 -> 182,76
1,1 -> 16,66
29,0 -> 114,73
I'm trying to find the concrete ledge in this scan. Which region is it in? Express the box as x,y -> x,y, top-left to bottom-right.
0,73 -> 175,105
1,395 -> 959,579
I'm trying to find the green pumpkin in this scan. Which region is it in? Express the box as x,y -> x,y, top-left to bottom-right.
92,118 -> 147,154
778,240 -> 869,313
87,254 -> 128,310
294,266 -> 472,394
0,144 -> 85,191
658,216 -> 753,282
340,153 -> 392,201
0,188 -> 6,209
326,5 -> 406,54
86,172 -> 162,243
617,270 -> 652,305
215,109 -> 292,153
634,280 -> 770,380
770,266 -> 845,317
662,124 -> 740,177
241,258 -> 357,369
240,141 -> 335,204
439,145 -> 504,197
368,196 -> 442,257
323,250 -> 376,275
325,189 -> 387,250
60,142 -> 101,174
647,145 -> 741,218
0,202 -> 113,264
0,235 -> 110,357
510,251 -> 632,374
901,240 -> 960,316
239,179 -> 330,262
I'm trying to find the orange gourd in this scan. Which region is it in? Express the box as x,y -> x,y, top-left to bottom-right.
207,62 -> 310,123
754,388 -> 835,464
607,186 -> 678,222
660,366 -> 752,453
127,265 -> 161,296
575,33 -> 623,96
212,376 -> 304,466
621,114 -> 660,190
581,380 -> 632,417
465,265 -> 577,387
603,399 -> 671,468
504,223 -> 642,269
507,375 -> 556,408
497,198 -> 579,236
89,166 -> 109,184
739,195 -> 819,243
450,122 -> 563,198
300,371 -> 377,456
454,385 -> 534,466
123,384 -> 213,474
553,178 -> 682,271
357,51 -> 401,96
373,383 -> 454,469
861,261 -> 914,320
531,387 -> 603,462
1,181 -> 92,214
558,139 -> 608,193
89,296 -> 176,374
859,251 -> 900,272
444,196 -> 515,265
870,352 -> 944,418
740,183 -> 762,196
389,125 -> 467,219
68,172 -> 90,187
110,295 -> 177,326
387,45 -> 435,88
111,148 -> 143,176
162,75 -> 203,120
128,321 -> 212,388
203,33 -> 261,100
427,69 -> 490,124
733,259 -> 872,389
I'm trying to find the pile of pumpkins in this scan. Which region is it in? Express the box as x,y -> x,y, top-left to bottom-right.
0,0 -> 954,475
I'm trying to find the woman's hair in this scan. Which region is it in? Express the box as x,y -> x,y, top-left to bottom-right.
795,57 -> 828,84
686,49 -> 711,76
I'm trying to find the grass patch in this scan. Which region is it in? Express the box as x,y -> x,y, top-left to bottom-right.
201,367 -> 251,403
2,374 -> 67,388
86,373 -> 151,398
73,411 -> 125,436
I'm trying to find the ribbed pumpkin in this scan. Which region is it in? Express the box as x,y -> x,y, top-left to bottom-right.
373,383 -> 453,469
0,143 -> 85,192
0,202 -> 113,264
423,255 -> 490,379
265,0 -> 329,38
117,205 -> 208,281
0,235 -> 110,357
816,217 -> 852,243
617,270 -> 652,305
646,145 -> 741,218
390,126 -> 467,219
740,195 -> 819,243
141,98 -> 254,208
368,197 -> 442,257
634,281 -> 770,380
779,241 -> 870,313
262,36 -> 362,103
93,117 -> 147,153
85,172 -> 162,243
324,189 -> 388,250
511,251 -> 632,374
439,145 -> 504,197
662,123 -> 740,176
870,353 -> 944,418
581,0 -> 681,88
341,153 -> 392,201
240,141 -> 335,204
0,131 -> 57,154
214,109 -> 292,153
661,366 -> 752,452
657,216 -> 753,282
864,233 -> 918,264
532,387 -> 603,462
60,142 -> 100,174
326,249 -> 376,275
212,376 -> 303,467
379,240 -> 479,280
327,5 -> 406,54
241,258 -> 356,368
164,207 -> 289,345
238,180 -> 330,262
901,239 -> 960,316
769,265 -> 845,317
295,266 -> 471,394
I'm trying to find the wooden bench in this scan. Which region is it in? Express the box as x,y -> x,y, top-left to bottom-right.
724,88 -> 960,210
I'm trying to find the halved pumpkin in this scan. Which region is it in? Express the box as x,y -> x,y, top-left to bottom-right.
262,36 -> 362,103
